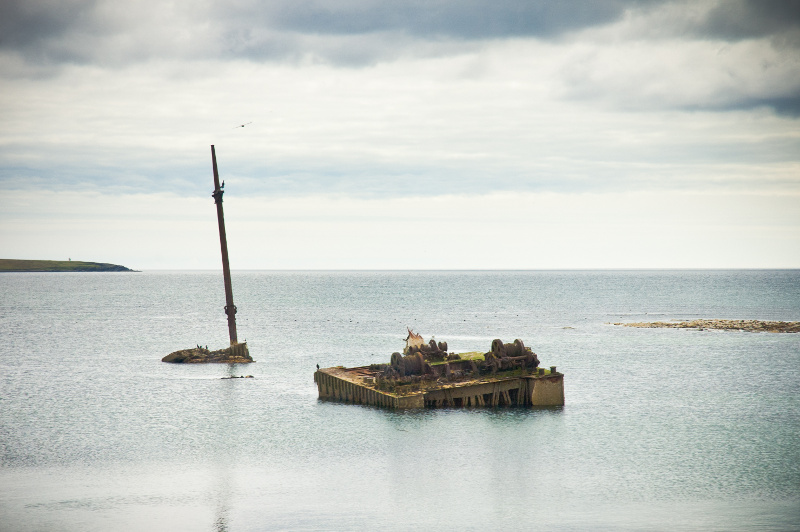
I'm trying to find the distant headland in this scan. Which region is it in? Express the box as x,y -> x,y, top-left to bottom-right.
0,259 -> 137,272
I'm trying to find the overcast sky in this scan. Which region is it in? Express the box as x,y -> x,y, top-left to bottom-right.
1,0 -> 799,269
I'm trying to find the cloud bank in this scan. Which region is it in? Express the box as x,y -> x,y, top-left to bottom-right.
4,188 -> 798,269
0,0 -> 798,267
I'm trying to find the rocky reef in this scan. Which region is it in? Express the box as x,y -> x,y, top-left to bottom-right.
614,319 -> 800,333
162,343 -> 252,363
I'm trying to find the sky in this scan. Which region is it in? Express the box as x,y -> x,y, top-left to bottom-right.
1,0 -> 799,269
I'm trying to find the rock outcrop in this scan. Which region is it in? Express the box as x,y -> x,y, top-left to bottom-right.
614,319 -> 800,333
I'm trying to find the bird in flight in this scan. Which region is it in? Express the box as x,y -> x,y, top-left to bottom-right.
233,122 -> 252,129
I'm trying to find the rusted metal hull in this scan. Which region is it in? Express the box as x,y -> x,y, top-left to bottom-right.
315,366 -> 564,409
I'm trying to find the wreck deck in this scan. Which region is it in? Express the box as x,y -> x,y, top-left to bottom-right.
314,365 -> 564,409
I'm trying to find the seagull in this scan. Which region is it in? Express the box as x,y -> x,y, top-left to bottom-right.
233,122 -> 252,129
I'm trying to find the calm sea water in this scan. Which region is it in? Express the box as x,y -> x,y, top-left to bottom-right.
1,270 -> 799,531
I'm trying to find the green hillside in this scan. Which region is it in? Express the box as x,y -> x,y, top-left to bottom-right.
0,259 -> 136,272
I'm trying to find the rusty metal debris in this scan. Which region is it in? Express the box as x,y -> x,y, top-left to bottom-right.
370,330 -> 541,385
162,343 -> 252,363
315,330 -> 562,408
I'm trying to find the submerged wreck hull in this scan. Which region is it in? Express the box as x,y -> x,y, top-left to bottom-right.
162,342 -> 252,363
315,366 -> 564,409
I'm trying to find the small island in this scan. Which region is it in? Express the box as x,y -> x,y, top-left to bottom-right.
614,319 -> 800,333
0,259 -> 136,272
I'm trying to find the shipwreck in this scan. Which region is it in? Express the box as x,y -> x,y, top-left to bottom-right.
314,329 -> 564,409
162,145 -> 251,364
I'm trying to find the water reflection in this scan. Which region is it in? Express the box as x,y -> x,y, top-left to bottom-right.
381,404 -> 564,425
212,466 -> 231,532
210,363 -> 242,532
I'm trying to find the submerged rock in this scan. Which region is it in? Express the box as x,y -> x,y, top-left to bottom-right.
162,343 -> 253,363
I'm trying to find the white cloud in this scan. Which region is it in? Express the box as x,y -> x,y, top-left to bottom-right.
2,47 -> 798,198
3,189 -> 798,269
557,35 -> 800,112
1,0 -> 799,267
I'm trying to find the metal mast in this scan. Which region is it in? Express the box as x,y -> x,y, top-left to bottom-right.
210,145 -> 238,345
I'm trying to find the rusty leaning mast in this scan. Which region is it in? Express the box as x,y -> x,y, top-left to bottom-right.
211,145 -> 244,352
161,146 -> 251,363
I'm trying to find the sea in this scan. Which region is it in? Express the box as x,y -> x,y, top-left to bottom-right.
1,270 -> 799,531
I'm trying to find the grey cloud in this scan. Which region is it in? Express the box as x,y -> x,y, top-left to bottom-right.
701,0 -> 800,41
250,0 -> 637,39
4,0 -> 800,68
214,0 -> 669,65
1,0 -> 799,120
0,0 -> 664,67
0,0 -> 104,63
219,0 -> 799,46
0,0 -> 95,49
715,95 -> 800,117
